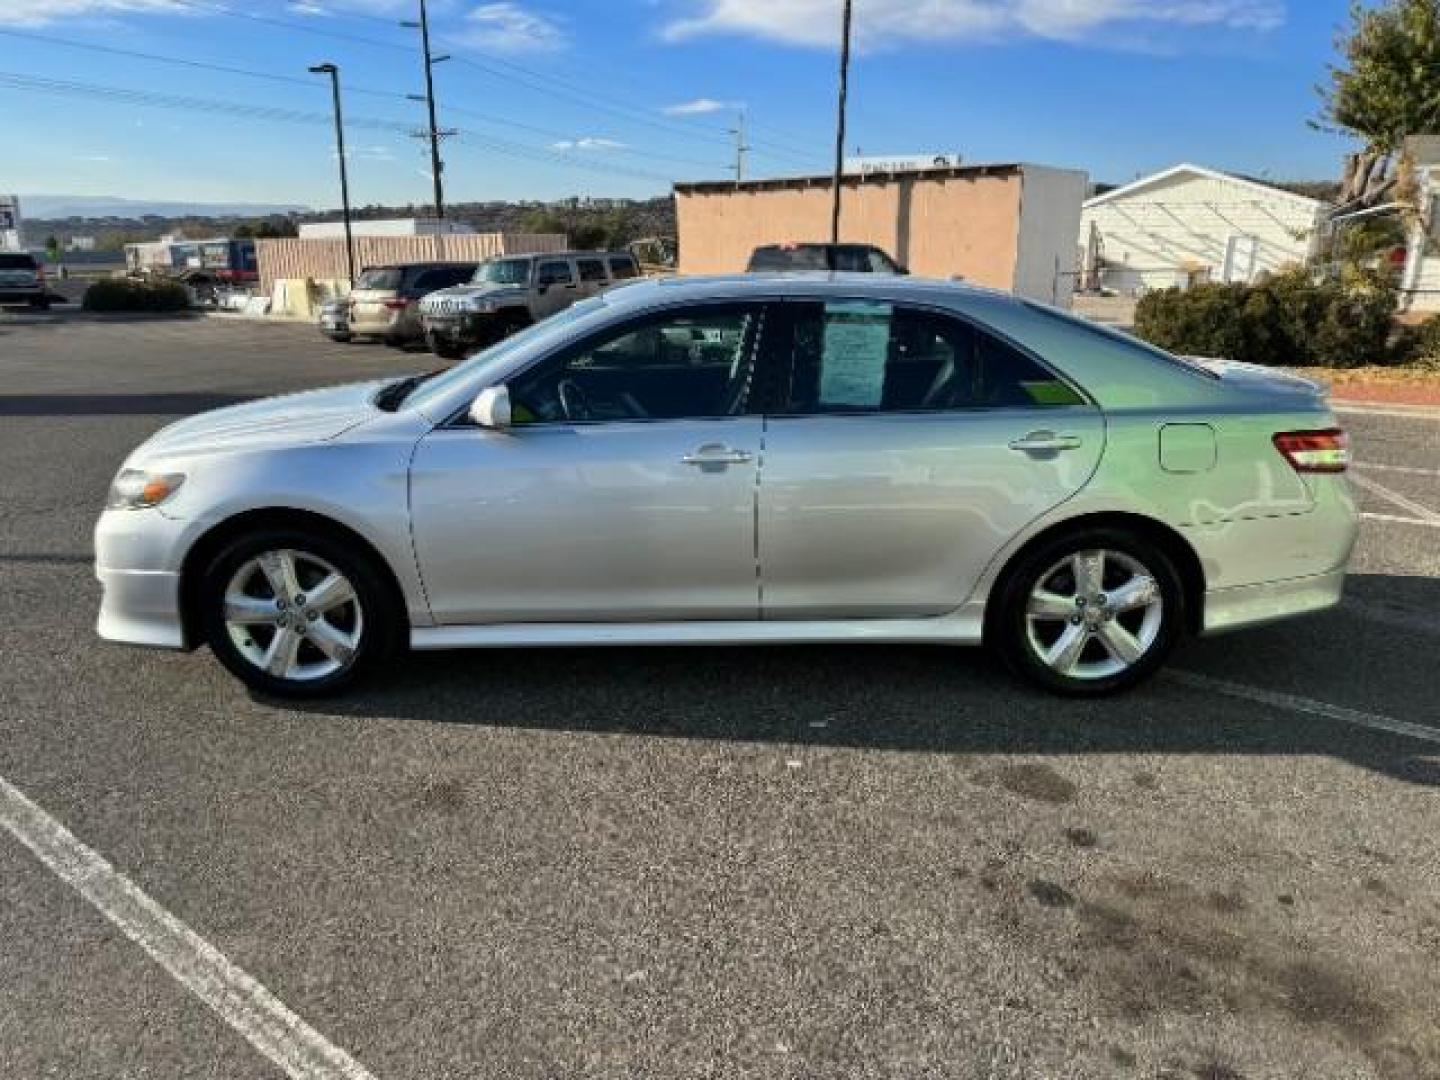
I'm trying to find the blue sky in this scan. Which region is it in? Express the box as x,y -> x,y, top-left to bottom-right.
2,0 -> 1358,210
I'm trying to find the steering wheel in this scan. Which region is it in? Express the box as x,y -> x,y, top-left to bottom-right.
556,378 -> 593,421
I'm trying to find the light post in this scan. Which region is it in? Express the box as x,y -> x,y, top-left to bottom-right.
830,0 -> 853,245
309,62 -> 356,287
402,0 -> 450,224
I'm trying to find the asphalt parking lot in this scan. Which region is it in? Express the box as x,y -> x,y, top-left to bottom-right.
1,314 -> 1438,1079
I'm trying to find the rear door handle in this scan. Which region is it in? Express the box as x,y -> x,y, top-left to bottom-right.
681,444 -> 753,468
1009,431 -> 1083,453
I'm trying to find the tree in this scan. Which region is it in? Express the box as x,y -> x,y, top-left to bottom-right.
1319,0 -> 1440,154
44,235 -> 60,256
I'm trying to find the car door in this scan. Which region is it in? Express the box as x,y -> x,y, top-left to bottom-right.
534,258 -> 579,318
756,299 -> 1104,618
409,302 -> 767,624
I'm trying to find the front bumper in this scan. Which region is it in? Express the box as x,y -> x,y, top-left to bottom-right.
96,566 -> 185,648
94,508 -> 192,650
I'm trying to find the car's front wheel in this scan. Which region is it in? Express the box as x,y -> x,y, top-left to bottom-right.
991,527 -> 1184,696
199,528 -> 400,697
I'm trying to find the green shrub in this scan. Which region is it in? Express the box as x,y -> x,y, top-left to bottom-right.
82,278 -> 191,313
1132,267 -> 1400,368
1394,314 -> 1440,368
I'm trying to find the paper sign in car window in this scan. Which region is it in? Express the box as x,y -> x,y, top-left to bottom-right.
820,301 -> 892,409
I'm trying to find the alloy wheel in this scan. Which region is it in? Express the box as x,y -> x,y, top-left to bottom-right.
222,548 -> 364,682
1023,548 -> 1164,681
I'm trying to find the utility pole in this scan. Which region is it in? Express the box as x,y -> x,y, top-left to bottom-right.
829,0 -> 853,245
309,63 -> 356,287
402,0 -> 450,223
729,109 -> 750,182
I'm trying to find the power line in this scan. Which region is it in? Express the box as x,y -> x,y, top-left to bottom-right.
0,28 -> 723,172
0,70 -> 675,186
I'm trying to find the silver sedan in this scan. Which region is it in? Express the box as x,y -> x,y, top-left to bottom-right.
95,275 -> 1358,697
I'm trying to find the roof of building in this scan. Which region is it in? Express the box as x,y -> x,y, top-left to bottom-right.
1084,163 -> 1330,211
674,162 -> 1027,196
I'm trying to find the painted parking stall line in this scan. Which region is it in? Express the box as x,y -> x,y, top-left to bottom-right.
1349,472 -> 1440,525
0,775 -> 378,1080
1170,672 -> 1440,746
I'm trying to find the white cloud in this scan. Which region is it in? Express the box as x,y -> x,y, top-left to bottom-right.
663,97 -> 742,116
660,0 -> 1284,48
459,3 -> 566,53
9,0 -> 186,25
550,137 -> 628,152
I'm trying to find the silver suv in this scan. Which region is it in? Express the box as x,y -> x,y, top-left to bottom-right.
418,251 -> 639,359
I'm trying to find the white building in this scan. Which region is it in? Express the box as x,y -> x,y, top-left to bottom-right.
1079,164 -> 1329,294
0,195 -> 21,252
1400,135 -> 1440,312
297,218 -> 476,240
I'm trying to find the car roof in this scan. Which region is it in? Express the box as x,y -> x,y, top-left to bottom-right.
601,272 -> 1015,312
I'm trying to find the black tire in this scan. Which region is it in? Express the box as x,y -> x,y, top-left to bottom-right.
427,334 -> 466,361
199,527 -> 401,698
989,526 -> 1185,697
325,332 -> 353,343
31,296 -> 51,311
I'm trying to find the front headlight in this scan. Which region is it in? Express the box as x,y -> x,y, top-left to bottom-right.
105,469 -> 186,511
464,297 -> 494,314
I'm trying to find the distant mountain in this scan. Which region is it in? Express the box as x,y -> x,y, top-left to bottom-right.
21,195 -> 309,220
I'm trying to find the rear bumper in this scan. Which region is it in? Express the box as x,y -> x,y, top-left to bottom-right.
1202,567 -> 1346,635
96,565 -> 185,649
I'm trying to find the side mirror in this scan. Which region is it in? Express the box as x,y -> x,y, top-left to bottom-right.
469,385 -> 512,430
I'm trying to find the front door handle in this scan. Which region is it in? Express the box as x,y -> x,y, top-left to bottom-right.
1009,431 -> 1083,453
681,444 -> 753,468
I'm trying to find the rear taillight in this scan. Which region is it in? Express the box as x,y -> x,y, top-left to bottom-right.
382,297 -> 412,311
1273,429 -> 1350,473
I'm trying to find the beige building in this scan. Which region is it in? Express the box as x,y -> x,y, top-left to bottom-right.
255,231 -> 567,317
673,163 -> 1089,305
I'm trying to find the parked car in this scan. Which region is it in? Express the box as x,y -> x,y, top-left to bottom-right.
95,275 -> 1357,699
348,262 -> 479,348
0,252 -> 50,309
317,296 -> 350,343
747,242 -> 906,274
418,251 -> 640,360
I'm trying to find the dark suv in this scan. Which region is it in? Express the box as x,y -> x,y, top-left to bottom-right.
0,252 -> 49,309
746,243 -> 905,275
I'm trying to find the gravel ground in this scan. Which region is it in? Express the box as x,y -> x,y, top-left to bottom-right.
0,316 -> 1437,1080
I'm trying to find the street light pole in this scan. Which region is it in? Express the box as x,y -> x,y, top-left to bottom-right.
829,0 -> 853,245
309,63 -> 356,287
403,0 -> 449,223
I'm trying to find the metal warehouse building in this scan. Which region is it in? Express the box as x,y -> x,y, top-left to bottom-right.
674,162 -> 1089,306
1079,163 -> 1330,294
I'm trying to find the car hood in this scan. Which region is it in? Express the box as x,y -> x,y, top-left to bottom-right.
134,380 -> 389,461
419,283 -> 526,309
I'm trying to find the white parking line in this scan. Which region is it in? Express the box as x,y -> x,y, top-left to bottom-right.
1361,512 -> 1440,528
1170,672 -> 1440,746
1356,462 -> 1440,479
0,776 -> 377,1080
1349,472 -> 1440,524
1335,403 -> 1440,421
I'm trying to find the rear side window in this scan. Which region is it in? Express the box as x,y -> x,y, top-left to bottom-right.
355,267 -> 401,290
607,256 -> 638,280
832,246 -> 873,273
537,260 -> 574,286
0,253 -> 38,270
770,301 -> 1085,414
409,265 -> 476,293
748,245 -> 829,272
576,258 -> 607,283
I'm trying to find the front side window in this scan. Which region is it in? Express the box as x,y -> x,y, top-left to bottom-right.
475,258 -> 531,286
537,260 -> 574,287
509,304 -> 761,424
607,256 -> 638,280
576,258 -> 607,283
773,301 -> 1084,414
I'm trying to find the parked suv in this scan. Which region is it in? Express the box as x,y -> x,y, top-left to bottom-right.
347,262 -> 479,348
0,252 -> 50,309
747,243 -> 905,275
418,251 -> 640,359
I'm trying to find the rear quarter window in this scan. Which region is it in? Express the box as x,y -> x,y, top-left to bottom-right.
355,267 -> 401,290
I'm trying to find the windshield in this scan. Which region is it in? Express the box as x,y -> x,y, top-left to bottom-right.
474,259 -> 530,286
405,296 -> 610,415
354,267 -> 401,290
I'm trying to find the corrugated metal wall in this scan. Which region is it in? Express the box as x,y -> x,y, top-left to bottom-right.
256,232 -> 567,293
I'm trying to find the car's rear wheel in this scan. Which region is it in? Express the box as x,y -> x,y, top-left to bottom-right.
991,527 -> 1184,696
200,528 -> 399,698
